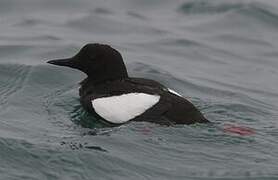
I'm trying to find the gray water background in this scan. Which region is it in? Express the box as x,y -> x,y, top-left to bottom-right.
0,0 -> 278,179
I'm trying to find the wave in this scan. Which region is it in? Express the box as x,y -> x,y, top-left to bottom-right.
179,1 -> 276,15
178,1 -> 278,25
0,64 -> 31,110
179,1 -> 243,14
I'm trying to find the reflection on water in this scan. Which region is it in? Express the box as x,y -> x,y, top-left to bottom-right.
70,104 -> 110,129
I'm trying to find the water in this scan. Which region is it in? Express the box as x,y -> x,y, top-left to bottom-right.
0,0 -> 278,179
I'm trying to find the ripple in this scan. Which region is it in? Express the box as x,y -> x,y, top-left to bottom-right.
179,1 -> 243,14
15,18 -> 41,27
0,45 -> 34,58
65,9 -> 151,35
178,1 -> 278,26
126,11 -> 148,21
93,7 -> 114,15
0,64 -> 31,111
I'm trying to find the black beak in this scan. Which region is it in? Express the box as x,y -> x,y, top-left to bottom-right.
47,58 -> 75,67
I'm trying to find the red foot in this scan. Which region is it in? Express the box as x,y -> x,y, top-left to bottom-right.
223,124 -> 255,136
140,127 -> 151,135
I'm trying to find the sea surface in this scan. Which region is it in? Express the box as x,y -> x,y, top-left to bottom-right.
0,0 -> 278,179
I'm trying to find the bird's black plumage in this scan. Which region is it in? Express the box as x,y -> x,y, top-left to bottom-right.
47,44 -> 209,125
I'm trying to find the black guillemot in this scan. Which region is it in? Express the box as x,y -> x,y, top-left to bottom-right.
47,44 -> 209,125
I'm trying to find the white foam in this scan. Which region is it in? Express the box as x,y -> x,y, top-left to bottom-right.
92,93 -> 160,124
167,88 -> 182,97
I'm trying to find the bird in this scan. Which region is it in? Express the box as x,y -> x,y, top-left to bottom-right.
47,43 -> 209,126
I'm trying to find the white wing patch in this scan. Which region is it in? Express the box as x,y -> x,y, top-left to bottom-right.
167,88 -> 182,97
92,93 -> 160,124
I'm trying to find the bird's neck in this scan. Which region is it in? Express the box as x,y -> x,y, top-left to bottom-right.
83,73 -> 128,86
85,65 -> 129,85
